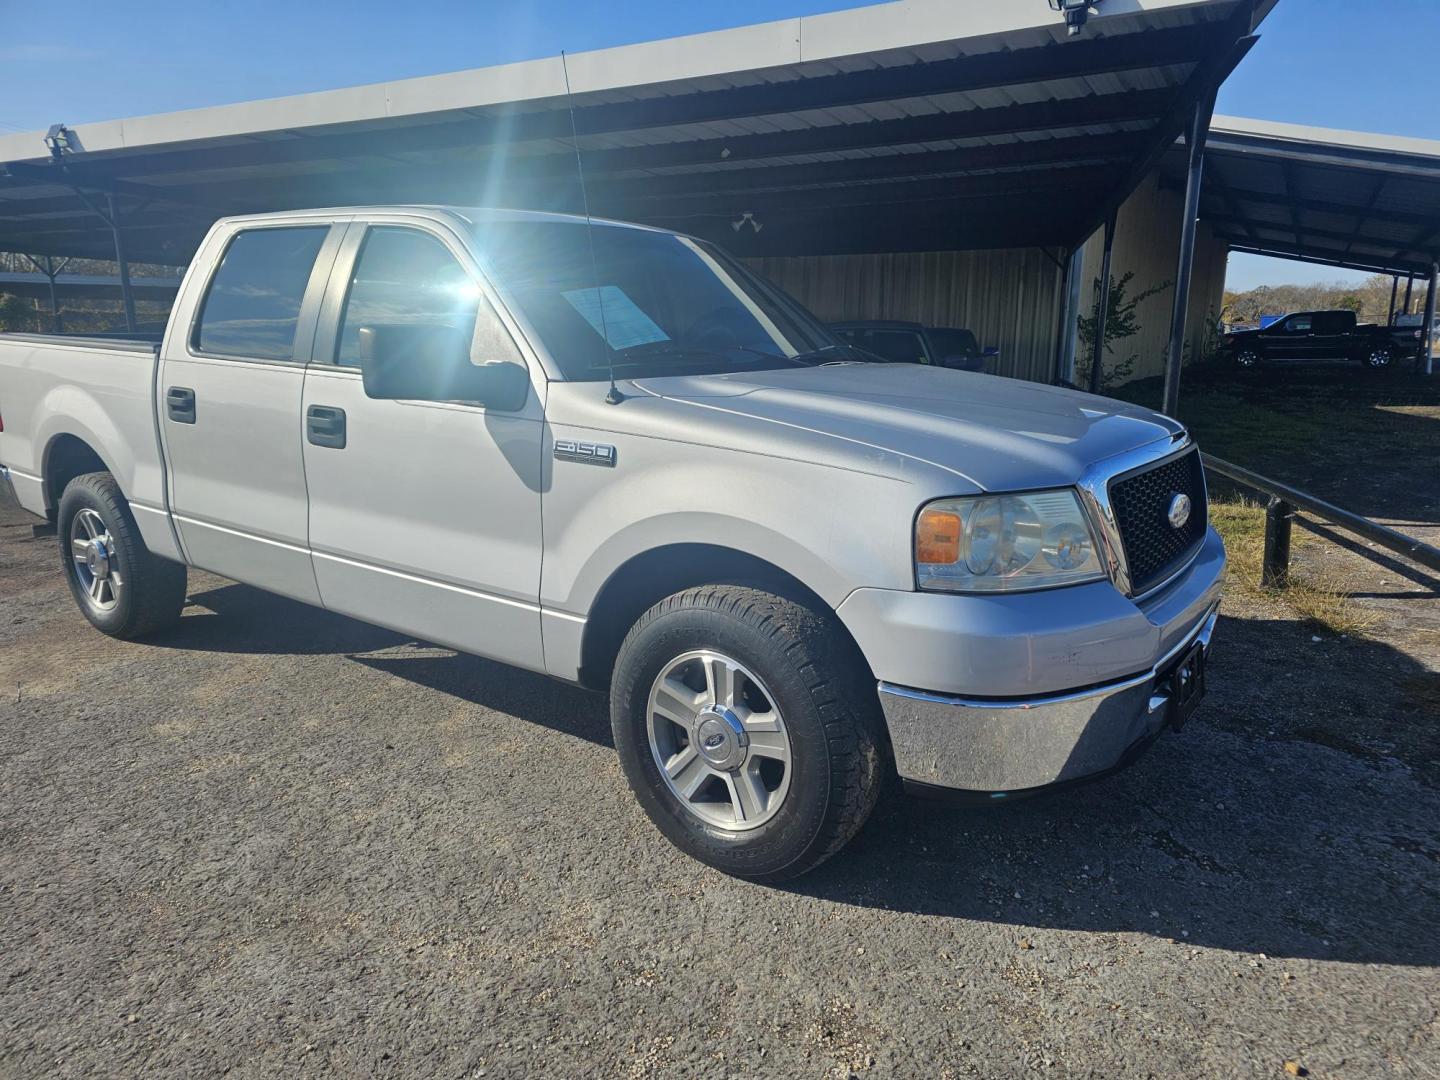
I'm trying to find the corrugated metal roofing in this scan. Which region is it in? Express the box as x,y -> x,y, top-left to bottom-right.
0,0 -> 1269,264
1169,114 -> 1440,275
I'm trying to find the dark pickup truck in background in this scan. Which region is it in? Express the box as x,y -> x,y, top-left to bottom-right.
1221,309 -> 1417,372
830,319 -> 999,372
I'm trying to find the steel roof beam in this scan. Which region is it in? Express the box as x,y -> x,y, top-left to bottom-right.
596,163 -> 1126,219
1219,237 -> 1427,275
1190,181 -> 1440,228
0,161 -> 220,214
669,203 -> 1081,257
1071,0 -> 1258,246
11,26 -> 1214,187
27,86 -> 1176,200
7,130 -> 1146,221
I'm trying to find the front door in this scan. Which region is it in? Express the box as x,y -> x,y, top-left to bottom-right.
299,220 -> 545,670
1268,313 -> 1315,361
158,219 -> 344,602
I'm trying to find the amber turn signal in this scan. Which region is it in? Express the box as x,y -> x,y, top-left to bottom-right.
915,508 -> 961,564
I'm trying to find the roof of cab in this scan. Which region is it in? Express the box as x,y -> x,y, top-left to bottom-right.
211,204 -> 665,232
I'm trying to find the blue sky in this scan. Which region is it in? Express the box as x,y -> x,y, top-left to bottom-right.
3,0 -> 1436,290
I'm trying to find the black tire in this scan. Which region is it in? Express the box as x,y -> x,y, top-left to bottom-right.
57,471 -> 186,639
610,585 -> 883,882
1356,343 -> 1391,372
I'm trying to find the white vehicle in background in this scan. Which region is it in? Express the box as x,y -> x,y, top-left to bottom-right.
0,206 -> 1222,880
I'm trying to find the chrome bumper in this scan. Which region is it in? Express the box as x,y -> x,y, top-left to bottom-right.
878,604 -> 1218,794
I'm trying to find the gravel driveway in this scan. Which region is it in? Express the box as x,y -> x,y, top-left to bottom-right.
1,490 -> 1436,1078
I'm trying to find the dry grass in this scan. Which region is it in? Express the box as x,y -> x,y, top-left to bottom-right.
1209,496 -> 1376,637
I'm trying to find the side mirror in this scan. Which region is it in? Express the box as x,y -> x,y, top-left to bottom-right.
358,324 -> 528,410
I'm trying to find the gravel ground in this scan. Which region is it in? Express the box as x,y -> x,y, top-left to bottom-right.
2,489 -> 1437,1079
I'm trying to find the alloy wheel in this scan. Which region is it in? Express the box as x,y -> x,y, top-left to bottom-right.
70,507 -> 123,611
646,650 -> 793,831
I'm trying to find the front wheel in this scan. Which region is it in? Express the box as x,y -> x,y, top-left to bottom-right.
610,585 -> 883,882
58,471 -> 187,639
1234,347 -> 1262,371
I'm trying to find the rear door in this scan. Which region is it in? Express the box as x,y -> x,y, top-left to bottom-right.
1309,310 -> 1353,358
299,217 -> 545,669
158,217 -> 345,602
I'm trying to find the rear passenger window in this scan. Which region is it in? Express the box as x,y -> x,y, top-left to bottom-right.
194,227 -> 328,360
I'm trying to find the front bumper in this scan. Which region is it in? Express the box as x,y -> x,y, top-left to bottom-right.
878,604 -> 1216,794
844,525 -> 1225,793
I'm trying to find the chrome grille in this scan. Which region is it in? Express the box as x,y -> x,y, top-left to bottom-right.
1108,448 -> 1207,594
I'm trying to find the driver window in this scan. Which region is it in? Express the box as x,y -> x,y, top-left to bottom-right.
336,226 -> 517,368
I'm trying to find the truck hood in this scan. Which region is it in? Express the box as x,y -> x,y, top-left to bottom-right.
633,363 -> 1183,491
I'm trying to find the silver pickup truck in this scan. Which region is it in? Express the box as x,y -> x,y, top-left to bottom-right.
0,206 -> 1223,880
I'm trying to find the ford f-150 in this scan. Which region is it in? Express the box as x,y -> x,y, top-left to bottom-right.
0,206 -> 1223,880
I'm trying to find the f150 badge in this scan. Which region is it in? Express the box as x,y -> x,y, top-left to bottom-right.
554,440 -> 617,467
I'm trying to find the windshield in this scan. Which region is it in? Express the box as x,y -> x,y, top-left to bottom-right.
470,220 -> 841,380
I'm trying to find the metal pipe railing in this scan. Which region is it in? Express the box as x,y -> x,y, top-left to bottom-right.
1202,453 -> 1440,586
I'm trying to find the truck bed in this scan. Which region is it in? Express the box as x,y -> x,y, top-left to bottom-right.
0,332 -> 168,536
0,331 -> 161,355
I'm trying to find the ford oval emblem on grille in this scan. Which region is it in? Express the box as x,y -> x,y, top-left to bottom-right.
1167,493 -> 1192,530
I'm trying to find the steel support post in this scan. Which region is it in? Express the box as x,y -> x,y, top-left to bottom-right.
1388,274 -> 1399,325
45,260 -> 60,332
1423,262 -> 1438,376
1052,246 -> 1081,383
1404,274 -> 1415,316
1162,93 -> 1215,417
21,253 -> 66,332
1063,245 -> 1085,382
1261,496 -> 1293,589
1088,211 -> 1118,395
105,193 -> 138,333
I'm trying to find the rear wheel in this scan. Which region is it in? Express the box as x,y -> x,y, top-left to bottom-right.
1357,344 -> 1391,371
610,585 -> 883,882
58,472 -> 186,639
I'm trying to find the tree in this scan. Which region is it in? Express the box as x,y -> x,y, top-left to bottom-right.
1222,273 -> 1402,327
1076,270 -> 1171,391
0,293 -> 36,333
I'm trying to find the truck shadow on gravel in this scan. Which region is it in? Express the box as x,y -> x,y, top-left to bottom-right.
166,583 -> 616,747
788,612 -> 1440,968
155,587 -> 1438,967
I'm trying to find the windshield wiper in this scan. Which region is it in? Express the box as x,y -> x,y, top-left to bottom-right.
786,344 -> 870,365
597,342 -> 864,374
720,343 -> 869,366
602,343 -> 809,371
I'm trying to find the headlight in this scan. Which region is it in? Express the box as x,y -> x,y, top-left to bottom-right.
914,489 -> 1106,592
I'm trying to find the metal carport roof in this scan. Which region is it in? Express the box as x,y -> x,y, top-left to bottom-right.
1163,115 -> 1440,277
0,0 -> 1269,265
